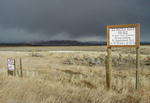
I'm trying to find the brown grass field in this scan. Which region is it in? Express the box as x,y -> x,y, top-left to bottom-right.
0,46 -> 149,103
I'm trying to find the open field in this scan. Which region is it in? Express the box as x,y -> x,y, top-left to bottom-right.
0,45 -> 149,51
0,46 -> 149,103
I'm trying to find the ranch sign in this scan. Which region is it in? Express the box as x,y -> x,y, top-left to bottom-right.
106,24 -> 140,90
107,24 -> 140,47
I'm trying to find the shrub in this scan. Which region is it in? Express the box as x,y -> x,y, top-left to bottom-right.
64,54 -> 149,67
31,52 -> 44,57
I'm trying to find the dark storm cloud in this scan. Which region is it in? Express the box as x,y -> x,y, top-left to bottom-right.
0,0 -> 149,42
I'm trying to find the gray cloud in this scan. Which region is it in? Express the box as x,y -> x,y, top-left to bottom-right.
0,0 -> 150,42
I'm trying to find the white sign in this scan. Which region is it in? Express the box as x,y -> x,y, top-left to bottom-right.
109,28 -> 136,45
7,58 -> 15,71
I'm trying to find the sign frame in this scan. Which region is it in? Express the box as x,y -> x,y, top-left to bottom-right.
107,24 -> 140,48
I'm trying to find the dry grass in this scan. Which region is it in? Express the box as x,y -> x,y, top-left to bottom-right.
0,46 -> 149,103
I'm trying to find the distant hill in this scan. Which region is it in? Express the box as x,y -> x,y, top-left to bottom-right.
141,41 -> 150,45
0,40 -> 106,46
29,40 -> 106,46
0,40 -> 149,46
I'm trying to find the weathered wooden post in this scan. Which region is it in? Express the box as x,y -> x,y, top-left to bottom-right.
136,47 -> 140,90
20,58 -> 23,77
106,47 -> 112,90
135,24 -> 140,90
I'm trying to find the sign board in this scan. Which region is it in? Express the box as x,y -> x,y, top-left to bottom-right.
107,24 -> 140,48
7,58 -> 15,71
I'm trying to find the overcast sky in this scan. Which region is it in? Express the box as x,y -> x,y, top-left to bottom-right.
0,0 -> 149,43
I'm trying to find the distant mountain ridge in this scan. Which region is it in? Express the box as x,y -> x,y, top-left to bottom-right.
29,40 -> 106,46
0,40 -> 149,46
0,40 -> 105,46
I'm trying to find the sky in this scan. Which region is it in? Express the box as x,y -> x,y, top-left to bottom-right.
0,0 -> 149,43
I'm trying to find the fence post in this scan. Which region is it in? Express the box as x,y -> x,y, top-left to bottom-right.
20,58 -> 23,77
106,47 -> 112,90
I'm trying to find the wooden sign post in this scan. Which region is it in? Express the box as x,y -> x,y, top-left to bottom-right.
7,58 -> 16,76
106,24 -> 140,90
106,48 -> 112,89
